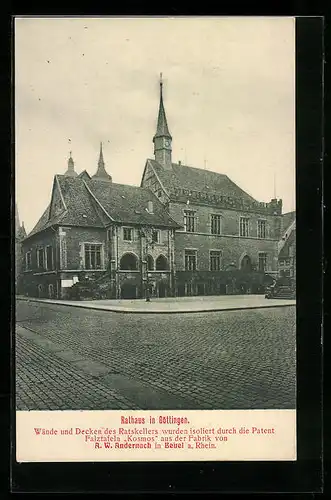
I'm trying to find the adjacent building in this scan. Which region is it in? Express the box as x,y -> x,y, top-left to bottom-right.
19,77 -> 295,299
15,203 -> 26,292
278,211 -> 296,280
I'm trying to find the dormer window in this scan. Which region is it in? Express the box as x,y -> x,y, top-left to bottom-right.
147,201 -> 154,214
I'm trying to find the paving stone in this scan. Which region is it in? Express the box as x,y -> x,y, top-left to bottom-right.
15,300 -> 296,411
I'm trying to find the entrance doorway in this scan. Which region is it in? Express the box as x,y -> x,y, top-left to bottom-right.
158,282 -> 167,298
121,284 -> 137,299
240,255 -> 252,272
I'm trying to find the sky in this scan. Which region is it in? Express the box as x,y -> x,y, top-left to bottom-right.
15,17 -> 295,233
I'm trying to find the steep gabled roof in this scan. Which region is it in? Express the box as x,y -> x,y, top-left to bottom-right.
87,179 -> 181,227
282,211 -> 296,232
26,203 -> 70,239
25,173 -> 181,240
147,159 -> 257,203
279,229 -> 296,259
56,175 -> 105,227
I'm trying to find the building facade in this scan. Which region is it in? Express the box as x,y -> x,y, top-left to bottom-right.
278,212 -> 296,280
19,77 -> 295,299
20,146 -> 180,300
141,78 -> 288,296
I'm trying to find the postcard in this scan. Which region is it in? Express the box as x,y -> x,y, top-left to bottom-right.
15,16 -> 296,463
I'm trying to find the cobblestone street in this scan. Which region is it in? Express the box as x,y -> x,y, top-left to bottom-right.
16,300 -> 296,410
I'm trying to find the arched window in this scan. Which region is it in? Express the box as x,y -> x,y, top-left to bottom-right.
155,255 -> 168,271
120,252 -> 138,271
147,254 -> 154,271
240,255 -> 252,272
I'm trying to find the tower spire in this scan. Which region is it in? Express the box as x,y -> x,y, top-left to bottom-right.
92,142 -> 112,182
64,151 -> 78,177
153,74 -> 172,169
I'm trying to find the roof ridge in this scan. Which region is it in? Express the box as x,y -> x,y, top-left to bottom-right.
172,162 -> 227,177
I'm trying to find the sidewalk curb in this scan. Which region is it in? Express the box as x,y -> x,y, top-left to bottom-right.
16,296 -> 296,314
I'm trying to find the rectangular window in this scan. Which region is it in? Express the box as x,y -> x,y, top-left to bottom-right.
152,230 -> 160,244
25,251 -> 32,270
184,210 -> 196,232
37,248 -> 45,269
123,227 -> 133,241
257,220 -> 267,239
258,252 -> 267,272
210,214 -> 222,235
240,217 -> 249,237
46,246 -> 53,270
84,244 -> 103,269
210,251 -> 222,271
184,250 -> 197,271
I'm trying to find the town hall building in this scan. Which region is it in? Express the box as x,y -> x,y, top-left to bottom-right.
19,77 -> 295,299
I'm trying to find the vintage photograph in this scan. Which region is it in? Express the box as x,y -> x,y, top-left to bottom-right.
15,17 -> 296,415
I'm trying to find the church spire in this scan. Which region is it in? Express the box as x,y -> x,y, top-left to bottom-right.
64,151 -> 78,177
92,142 -> 112,182
153,74 -> 172,169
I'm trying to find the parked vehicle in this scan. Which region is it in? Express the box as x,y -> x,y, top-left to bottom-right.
265,277 -> 296,299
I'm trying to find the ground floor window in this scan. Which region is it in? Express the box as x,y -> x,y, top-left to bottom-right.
25,251 -> 32,270
258,252 -> 267,272
37,248 -> 45,269
84,243 -> 103,269
185,250 -> 197,271
46,245 -> 53,270
210,250 -> 221,271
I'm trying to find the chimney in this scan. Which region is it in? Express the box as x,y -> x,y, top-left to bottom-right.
147,201 -> 154,214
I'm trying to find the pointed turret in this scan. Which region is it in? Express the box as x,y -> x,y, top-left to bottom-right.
92,142 -> 112,181
153,74 -> 172,169
15,203 -> 26,240
64,151 -> 78,177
